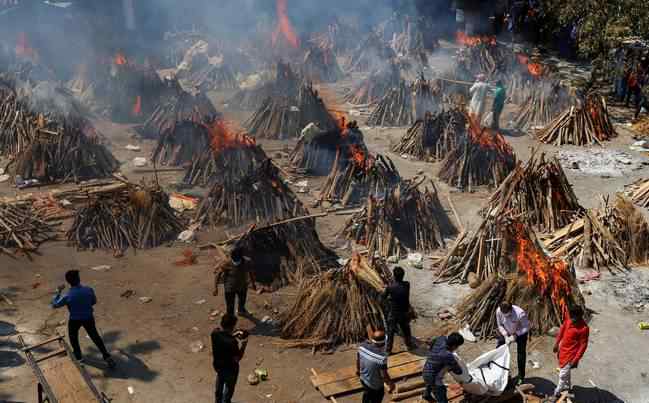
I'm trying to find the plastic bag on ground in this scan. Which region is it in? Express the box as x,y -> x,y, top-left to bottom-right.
451,345 -> 511,396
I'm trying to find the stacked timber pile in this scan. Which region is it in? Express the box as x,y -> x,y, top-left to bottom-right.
180,61 -> 238,91
455,34 -> 513,79
458,221 -> 585,338
67,182 -> 184,254
245,81 -> 338,139
412,74 -> 441,118
343,178 -> 457,258
344,31 -> 396,73
319,144 -> 401,207
625,178 -> 649,207
438,117 -> 516,191
229,62 -> 299,110
183,121 -> 266,187
289,122 -> 350,175
631,116 -> 649,139
537,92 -> 617,145
0,88 -> 37,156
366,80 -> 414,127
392,108 -> 467,161
343,63 -> 401,105
301,45 -> 343,83
196,159 -> 307,227
513,80 -> 571,131
233,219 -> 341,288
0,202 -> 59,258
309,18 -> 359,55
483,152 -> 583,233
280,252 -> 391,348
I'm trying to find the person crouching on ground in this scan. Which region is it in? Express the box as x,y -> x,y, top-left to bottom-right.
496,301 -> 529,384
357,325 -> 394,403
51,270 -> 115,368
214,246 -> 256,316
422,332 -> 464,403
552,305 -> 589,400
211,314 -> 249,403
383,266 -> 415,354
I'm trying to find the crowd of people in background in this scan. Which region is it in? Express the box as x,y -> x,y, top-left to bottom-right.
614,47 -> 649,120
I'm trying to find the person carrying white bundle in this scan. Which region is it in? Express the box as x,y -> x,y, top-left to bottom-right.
495,302 -> 530,385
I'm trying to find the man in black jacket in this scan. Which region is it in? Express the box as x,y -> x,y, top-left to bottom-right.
384,266 -> 414,354
211,314 -> 248,403
422,333 -> 464,403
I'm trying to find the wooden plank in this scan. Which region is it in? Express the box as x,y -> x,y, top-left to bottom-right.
40,357 -> 99,403
317,359 -> 424,398
22,335 -> 63,352
310,352 -> 423,387
35,348 -> 67,363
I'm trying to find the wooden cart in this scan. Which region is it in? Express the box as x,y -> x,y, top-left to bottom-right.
19,334 -> 110,403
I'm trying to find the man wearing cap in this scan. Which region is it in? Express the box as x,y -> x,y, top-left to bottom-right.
214,246 -> 256,316
357,325 -> 394,403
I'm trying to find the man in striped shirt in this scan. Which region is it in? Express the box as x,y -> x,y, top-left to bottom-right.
357,326 -> 394,403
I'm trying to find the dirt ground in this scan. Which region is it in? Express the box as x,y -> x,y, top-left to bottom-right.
2,45 -> 649,403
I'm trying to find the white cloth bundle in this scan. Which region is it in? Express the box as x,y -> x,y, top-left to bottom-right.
451,345 -> 511,396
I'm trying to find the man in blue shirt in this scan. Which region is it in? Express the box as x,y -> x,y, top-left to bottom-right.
356,325 -> 394,403
422,332 -> 464,403
52,270 -> 115,368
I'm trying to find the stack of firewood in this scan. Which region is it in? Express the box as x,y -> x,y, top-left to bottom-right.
438,117 -> 516,191
457,221 -> 586,338
229,62 -> 299,110
280,252 -> 391,348
0,202 -> 59,258
513,80 -> 570,131
537,92 -> 617,145
455,36 -> 513,79
301,45 -> 343,83
412,73 -> 441,118
0,88 -> 38,156
367,80 -> 414,127
319,148 -> 401,207
344,31 -> 396,73
290,123 -> 346,175
196,159 -> 307,227
67,182 -> 185,254
392,108 -> 467,161
343,63 -> 401,105
245,81 -> 337,139
181,62 -> 238,91
483,152 -> 583,233
344,178 -> 457,258
625,178 -> 649,208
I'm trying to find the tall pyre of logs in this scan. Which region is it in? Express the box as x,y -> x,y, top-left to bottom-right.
245,81 -> 338,139
483,152 -> 583,233
457,220 -> 585,338
344,31 -> 396,73
0,86 -> 37,156
229,62 -> 299,110
537,92 -> 617,145
67,182 -> 185,254
343,178 -> 457,258
438,117 -> 516,191
280,252 -> 392,348
455,33 -> 514,80
392,107 -> 467,161
512,79 -> 570,131
343,62 -> 401,105
138,82 -> 220,166
196,159 -> 307,227
183,120 -> 267,187
301,45 -> 343,83
366,80 -> 413,127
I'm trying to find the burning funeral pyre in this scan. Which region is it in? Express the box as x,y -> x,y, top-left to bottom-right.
344,31 -> 396,73
309,17 -> 360,56
392,107 -> 467,161
455,33 -> 513,80
483,152 -> 583,233
174,40 -> 240,91
245,81 -> 338,139
138,81 -> 221,166
366,75 -> 440,127
512,79 -> 571,131
537,92 -> 617,146
0,201 -> 59,258
343,178 -> 457,258
438,117 -> 516,191
67,182 -> 185,254
343,62 -> 401,105
301,44 -> 343,83
196,159 -> 307,227
280,252 -> 391,348
229,62 -> 300,111
457,221 -> 585,338
318,133 -> 401,207
183,120 -> 266,187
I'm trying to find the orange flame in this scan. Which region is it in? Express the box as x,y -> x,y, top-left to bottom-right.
349,144 -> 368,169
208,120 -> 256,153
527,63 -> 543,77
467,116 -> 513,156
272,0 -> 300,49
132,95 -> 142,117
456,31 -> 496,47
114,52 -> 127,66
15,32 -> 37,60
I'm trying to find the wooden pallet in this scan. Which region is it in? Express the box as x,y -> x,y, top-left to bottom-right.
19,334 -> 109,403
310,351 -> 425,400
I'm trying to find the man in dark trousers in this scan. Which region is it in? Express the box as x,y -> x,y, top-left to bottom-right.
51,270 -> 115,368
496,301 -> 529,384
357,325 -> 394,403
491,80 -> 506,130
383,266 -> 415,354
214,247 -> 256,316
422,333 -> 464,403
211,314 -> 248,403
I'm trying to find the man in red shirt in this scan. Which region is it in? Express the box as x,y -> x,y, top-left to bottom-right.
552,305 -> 589,399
